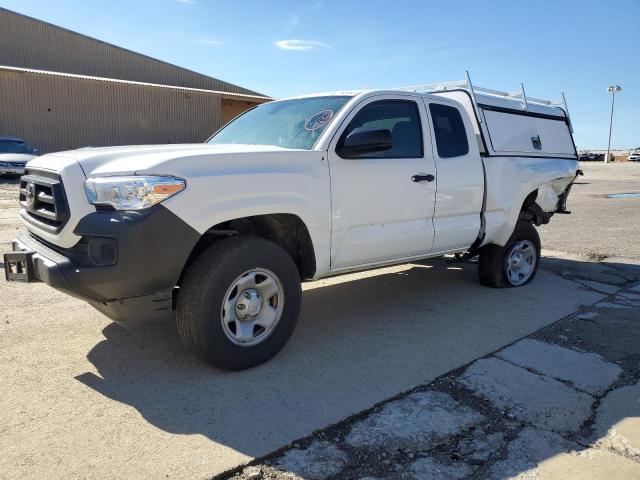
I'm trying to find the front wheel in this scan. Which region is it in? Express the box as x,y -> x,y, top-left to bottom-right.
478,221 -> 541,288
177,236 -> 302,370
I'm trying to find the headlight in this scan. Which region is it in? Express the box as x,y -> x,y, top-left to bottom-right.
84,176 -> 186,210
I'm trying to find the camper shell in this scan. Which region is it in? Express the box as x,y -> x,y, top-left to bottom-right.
401,76 -> 577,160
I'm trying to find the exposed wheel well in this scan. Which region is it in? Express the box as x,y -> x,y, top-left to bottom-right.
518,189 -> 550,226
179,214 -> 316,286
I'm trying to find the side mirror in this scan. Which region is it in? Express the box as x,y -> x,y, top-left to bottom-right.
339,129 -> 392,158
32,148 -> 39,155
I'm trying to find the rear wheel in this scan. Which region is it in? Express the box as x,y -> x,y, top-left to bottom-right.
177,236 -> 301,370
478,221 -> 541,288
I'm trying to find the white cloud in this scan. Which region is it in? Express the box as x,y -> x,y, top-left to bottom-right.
177,0 -> 196,3
199,39 -> 222,46
275,39 -> 331,51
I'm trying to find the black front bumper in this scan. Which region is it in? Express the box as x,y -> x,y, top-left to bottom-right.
5,205 -> 201,327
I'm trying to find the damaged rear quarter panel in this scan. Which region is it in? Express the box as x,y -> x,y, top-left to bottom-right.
482,157 -> 579,246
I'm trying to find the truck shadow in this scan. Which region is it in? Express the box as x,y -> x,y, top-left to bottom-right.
75,256 -> 640,475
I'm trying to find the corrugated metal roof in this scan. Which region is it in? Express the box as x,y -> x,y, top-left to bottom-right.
0,65 -> 273,101
0,66 -> 227,153
0,7 -> 266,97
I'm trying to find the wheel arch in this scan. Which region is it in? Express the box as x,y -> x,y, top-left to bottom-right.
178,213 -> 317,287
485,186 -> 544,247
517,189 -> 550,226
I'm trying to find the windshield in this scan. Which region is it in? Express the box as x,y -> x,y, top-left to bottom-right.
0,140 -> 31,154
208,96 -> 352,150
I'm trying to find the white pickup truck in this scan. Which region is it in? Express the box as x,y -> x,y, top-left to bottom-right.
5,76 -> 580,370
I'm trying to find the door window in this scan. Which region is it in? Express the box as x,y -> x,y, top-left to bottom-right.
429,103 -> 469,158
338,100 -> 423,158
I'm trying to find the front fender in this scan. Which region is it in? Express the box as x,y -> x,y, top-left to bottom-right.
161,171 -> 332,278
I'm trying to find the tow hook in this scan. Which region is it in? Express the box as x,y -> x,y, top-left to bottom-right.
557,169 -> 583,214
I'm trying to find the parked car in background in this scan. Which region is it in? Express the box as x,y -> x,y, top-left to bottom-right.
579,152 -> 603,162
0,136 -> 39,175
629,152 -> 640,162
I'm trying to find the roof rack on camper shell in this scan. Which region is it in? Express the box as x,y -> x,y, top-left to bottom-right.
395,71 -> 574,132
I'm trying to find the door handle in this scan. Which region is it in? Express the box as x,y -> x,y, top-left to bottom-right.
411,174 -> 435,183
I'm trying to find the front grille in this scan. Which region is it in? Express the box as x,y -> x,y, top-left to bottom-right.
19,169 -> 69,233
7,161 -> 26,167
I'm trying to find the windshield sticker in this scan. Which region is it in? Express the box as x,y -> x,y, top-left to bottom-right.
304,110 -> 334,131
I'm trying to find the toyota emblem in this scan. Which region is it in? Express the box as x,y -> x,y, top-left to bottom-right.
25,182 -> 36,209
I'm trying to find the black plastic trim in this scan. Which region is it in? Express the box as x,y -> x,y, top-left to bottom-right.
18,170 -> 70,233
12,205 -> 201,325
70,205 -> 201,301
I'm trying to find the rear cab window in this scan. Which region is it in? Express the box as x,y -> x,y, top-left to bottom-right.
428,103 -> 469,158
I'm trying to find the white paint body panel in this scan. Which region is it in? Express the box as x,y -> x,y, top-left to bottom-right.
481,157 -> 577,246
18,88 -> 578,279
23,154 -> 95,248
326,94 -> 437,269
422,96 -> 484,252
483,109 -> 575,156
0,153 -> 38,174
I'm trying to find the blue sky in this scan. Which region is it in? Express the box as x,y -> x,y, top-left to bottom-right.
2,0 -> 639,149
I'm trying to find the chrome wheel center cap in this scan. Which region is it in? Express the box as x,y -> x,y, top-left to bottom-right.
236,289 -> 262,319
511,254 -> 522,269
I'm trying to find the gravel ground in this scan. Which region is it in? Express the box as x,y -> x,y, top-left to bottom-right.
538,162 -> 640,261
222,162 -> 640,480
230,263 -> 640,480
0,177 -> 23,248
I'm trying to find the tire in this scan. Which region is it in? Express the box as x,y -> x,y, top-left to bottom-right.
177,235 -> 302,370
478,221 -> 541,288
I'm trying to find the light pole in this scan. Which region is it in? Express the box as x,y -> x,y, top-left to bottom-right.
606,85 -> 622,164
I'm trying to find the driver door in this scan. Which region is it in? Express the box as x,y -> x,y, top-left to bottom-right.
327,95 -> 437,270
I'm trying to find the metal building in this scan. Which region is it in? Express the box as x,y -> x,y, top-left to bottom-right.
0,8 -> 270,154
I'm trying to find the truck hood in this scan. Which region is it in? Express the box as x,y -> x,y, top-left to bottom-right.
27,144 -> 313,177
